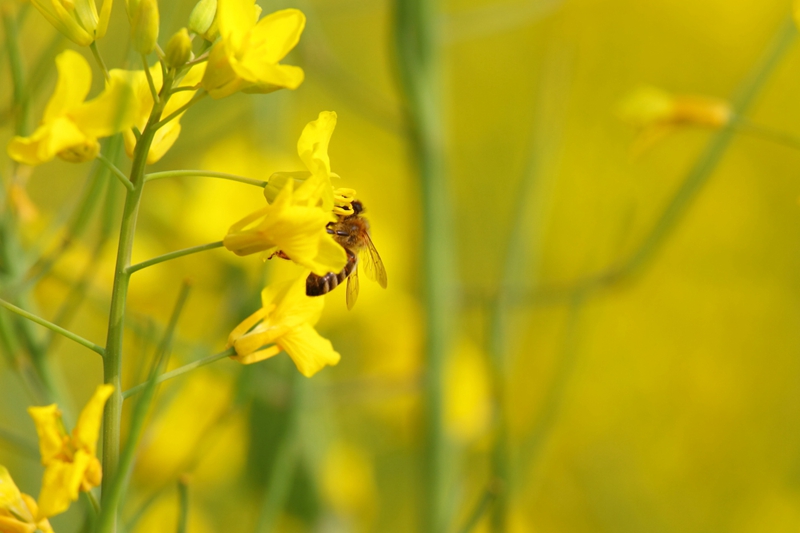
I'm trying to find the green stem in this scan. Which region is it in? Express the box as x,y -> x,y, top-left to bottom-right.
97,283 -> 191,533
0,297 -> 105,356
457,486 -> 499,533
86,490 -> 101,516
144,170 -> 267,188
732,118 -> 800,151
394,1 -> 454,531
154,91 -> 206,129
89,41 -> 110,82
2,9 -> 28,136
98,85 -> 169,533
122,347 -> 233,400
142,53 -> 160,105
97,153 -> 134,191
126,241 -> 224,275
177,478 -> 189,533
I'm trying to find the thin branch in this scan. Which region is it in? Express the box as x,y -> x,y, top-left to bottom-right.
142,54 -> 160,105
0,298 -> 105,356
154,91 -> 207,129
89,41 -> 110,82
126,241 -> 224,275
122,347 -> 234,399
144,170 -> 267,188
96,153 -> 134,191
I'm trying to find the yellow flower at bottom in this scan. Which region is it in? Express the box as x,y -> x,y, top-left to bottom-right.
27,384 -> 114,518
0,466 -> 54,533
227,275 -> 340,377
7,50 -> 137,166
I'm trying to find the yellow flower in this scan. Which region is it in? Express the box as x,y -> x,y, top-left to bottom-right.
30,0 -> 113,46
121,62 -> 207,164
618,86 -> 732,152
265,111 -> 340,211
202,0 -> 305,99
223,178 -> 347,275
27,384 -> 114,518
7,50 -> 137,166
227,275 -> 340,377
0,466 -> 54,533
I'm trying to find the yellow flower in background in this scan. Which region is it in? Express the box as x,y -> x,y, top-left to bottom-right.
618,85 -> 732,153
121,63 -> 207,164
7,50 -> 137,166
27,384 -> 113,518
227,276 -> 340,377
30,0 -> 113,46
202,0 -> 305,99
223,177 -> 347,275
0,466 -> 54,533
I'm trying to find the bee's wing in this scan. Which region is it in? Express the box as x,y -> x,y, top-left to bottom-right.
360,234 -> 387,288
346,264 -> 360,310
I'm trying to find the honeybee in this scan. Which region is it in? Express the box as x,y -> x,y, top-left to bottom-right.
306,199 -> 387,309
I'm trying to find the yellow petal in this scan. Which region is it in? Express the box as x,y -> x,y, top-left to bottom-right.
248,8 -> 305,64
146,121 -> 181,163
30,0 -> 94,45
43,50 -> 92,123
216,0 -> 255,45
71,70 -> 138,137
264,171 -> 312,203
0,466 -> 33,523
7,117 -> 87,165
72,384 -> 114,454
270,275 -> 325,328
74,0 -> 101,36
278,323 -> 340,377
0,516 -> 35,533
36,453 -> 90,518
96,0 -> 113,39
230,344 -> 282,365
239,62 -> 305,93
226,306 -> 270,347
202,38 -> 249,99
19,494 -> 54,533
27,404 -> 66,466
297,111 -> 337,180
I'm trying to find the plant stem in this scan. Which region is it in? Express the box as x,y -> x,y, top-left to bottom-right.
457,485 -> 499,533
99,81 -> 169,533
89,41 -> 110,82
96,153 -> 134,191
126,241 -> 224,275
0,297 -> 105,356
394,1 -> 454,531
142,54 -> 160,105
154,91 -> 206,129
144,170 -> 267,188
177,477 -> 189,533
122,347 -> 234,399
2,9 -> 28,135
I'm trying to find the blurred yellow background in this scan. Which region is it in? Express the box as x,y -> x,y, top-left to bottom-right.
3,0 -> 800,532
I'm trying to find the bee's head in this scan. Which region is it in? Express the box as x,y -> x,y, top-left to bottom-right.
351,200 -> 364,215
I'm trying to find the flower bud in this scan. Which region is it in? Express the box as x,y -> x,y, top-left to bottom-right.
131,0 -> 160,54
165,28 -> 193,68
189,0 -> 216,36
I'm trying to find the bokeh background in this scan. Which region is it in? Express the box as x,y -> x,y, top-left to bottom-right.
3,0 -> 800,532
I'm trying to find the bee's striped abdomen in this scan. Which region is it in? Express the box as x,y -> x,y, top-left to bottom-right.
306,249 -> 358,296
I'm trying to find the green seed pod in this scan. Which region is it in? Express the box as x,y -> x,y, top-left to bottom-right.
189,0 -> 216,36
165,28 -> 193,69
132,0 -> 160,54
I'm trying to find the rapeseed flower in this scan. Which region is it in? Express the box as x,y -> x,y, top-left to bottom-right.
27,384 -> 114,518
30,0 -> 113,46
120,62 -> 207,164
227,276 -> 340,377
7,50 -> 137,166
202,0 -> 305,99
618,85 -> 731,152
0,466 -> 54,533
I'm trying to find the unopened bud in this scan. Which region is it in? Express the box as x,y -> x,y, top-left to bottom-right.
132,0 -> 160,54
165,28 -> 192,68
189,0 -> 216,36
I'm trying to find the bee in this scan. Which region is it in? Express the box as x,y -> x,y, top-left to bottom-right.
306,199 -> 387,309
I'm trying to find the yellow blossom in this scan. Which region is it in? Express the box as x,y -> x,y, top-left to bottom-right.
265,111 -> 341,211
7,50 -> 137,166
223,177 -> 347,275
30,0 -> 113,46
618,85 -> 732,152
227,275 -> 340,377
120,62 -> 207,164
202,0 -> 305,99
0,466 -> 54,533
27,384 -> 114,518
